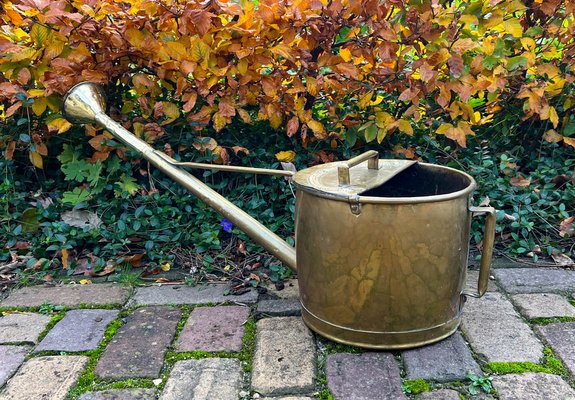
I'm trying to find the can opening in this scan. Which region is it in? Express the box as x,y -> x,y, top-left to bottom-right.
361,163 -> 471,197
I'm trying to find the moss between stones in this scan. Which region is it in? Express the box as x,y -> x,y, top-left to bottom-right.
402,379 -> 431,394
484,347 -> 566,376
401,379 -> 431,394
318,337 -> 364,355
35,312 -> 66,343
65,317 -> 126,399
315,389 -> 335,399
530,316 -> 575,325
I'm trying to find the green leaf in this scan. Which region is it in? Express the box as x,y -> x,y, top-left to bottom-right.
507,56 -> 527,71
61,160 -> 90,182
482,55 -> 499,70
57,145 -> 80,164
106,155 -> 121,174
20,208 -> 39,233
62,187 -> 92,205
84,162 -> 103,184
114,174 -> 139,196
364,123 -> 378,142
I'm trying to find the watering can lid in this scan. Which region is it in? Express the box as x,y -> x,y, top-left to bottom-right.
292,156 -> 418,197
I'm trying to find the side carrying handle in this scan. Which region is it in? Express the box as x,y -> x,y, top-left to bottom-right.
463,206 -> 496,298
338,150 -> 379,186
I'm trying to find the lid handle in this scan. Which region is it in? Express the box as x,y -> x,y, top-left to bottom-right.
338,150 -> 379,186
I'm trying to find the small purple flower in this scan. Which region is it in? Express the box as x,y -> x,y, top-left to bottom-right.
221,218 -> 233,233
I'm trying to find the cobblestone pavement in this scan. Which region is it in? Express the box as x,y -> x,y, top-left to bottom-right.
1,259 -> 575,399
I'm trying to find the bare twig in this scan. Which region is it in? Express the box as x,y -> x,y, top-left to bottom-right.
0,256 -> 33,274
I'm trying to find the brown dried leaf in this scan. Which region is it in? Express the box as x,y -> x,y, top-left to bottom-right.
551,252 -> 575,266
448,53 -> 464,78
231,146 -> 249,156
286,116 -> 299,137
559,216 -> 574,238
237,240 -> 247,255
509,176 -> 531,188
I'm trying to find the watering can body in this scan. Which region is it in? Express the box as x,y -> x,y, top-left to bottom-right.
63,82 -> 495,349
294,162 -> 495,348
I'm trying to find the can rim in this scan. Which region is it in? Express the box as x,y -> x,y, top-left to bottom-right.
294,162 -> 477,204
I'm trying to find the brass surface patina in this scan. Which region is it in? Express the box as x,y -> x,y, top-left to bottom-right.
63,82 -> 495,349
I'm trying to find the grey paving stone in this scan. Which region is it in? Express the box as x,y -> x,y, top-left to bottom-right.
175,305 -> 249,352
35,309 -> 118,352
0,283 -> 130,307
535,322 -> 575,375
95,306 -> 181,379
511,293 -> 575,319
159,358 -> 241,400
491,372 -> 575,399
127,284 -> 258,307
251,317 -> 315,395
0,345 -> 30,387
266,279 -> 300,299
466,269 -> 498,292
493,268 -> 575,294
0,355 -> 88,400
461,292 -> 544,363
326,352 -> 406,400
78,388 -> 157,400
0,312 -> 52,344
402,332 -> 481,382
417,389 -> 461,400
257,299 -> 301,317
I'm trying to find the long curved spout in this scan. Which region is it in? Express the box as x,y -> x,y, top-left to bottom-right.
63,82 -> 297,271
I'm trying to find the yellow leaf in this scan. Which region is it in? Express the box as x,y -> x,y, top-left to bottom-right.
543,129 -> 562,143
358,91 -> 374,109
237,58 -> 248,75
160,262 -> 171,272
307,120 -> 326,138
29,151 -> 43,169
27,89 -> 45,97
549,106 -> 559,128
370,95 -> 384,106
212,112 -> 227,132
47,117 -> 72,134
377,127 -> 387,143
61,249 -> 69,269
275,150 -> 296,162
270,44 -> 294,62
520,37 -> 536,51
563,137 -> 575,149
159,102 -> 180,126
398,119 -> 413,135
79,279 -> 92,284
31,97 -> 47,116
190,38 -> 211,62
375,111 -> 392,129
340,48 -> 352,62
436,123 -> 453,135
306,77 -> 318,97
503,18 -> 523,38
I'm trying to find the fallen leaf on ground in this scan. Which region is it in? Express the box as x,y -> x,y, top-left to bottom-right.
551,252 -> 574,267
61,210 -> 102,229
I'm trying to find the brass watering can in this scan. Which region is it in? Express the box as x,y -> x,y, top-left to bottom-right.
63,82 -> 496,349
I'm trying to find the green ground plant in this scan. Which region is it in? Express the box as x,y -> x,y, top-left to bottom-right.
402,379 -> 431,394
484,347 -> 567,376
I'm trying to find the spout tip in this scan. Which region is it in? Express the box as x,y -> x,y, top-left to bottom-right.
63,82 -> 107,125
